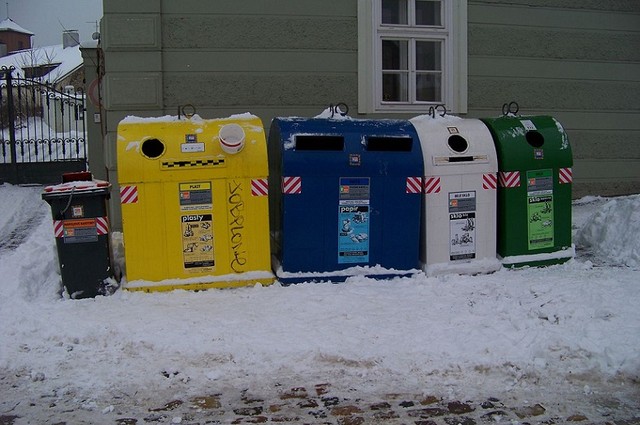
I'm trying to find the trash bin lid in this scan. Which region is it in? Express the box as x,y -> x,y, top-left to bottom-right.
271,116 -> 423,176
480,115 -> 572,170
42,179 -> 111,199
410,115 -> 498,175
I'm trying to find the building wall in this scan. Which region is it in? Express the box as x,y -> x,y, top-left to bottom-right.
101,0 -> 358,122
100,0 -> 359,228
81,46 -> 108,182
467,0 -> 640,197
100,0 -> 640,228
0,31 -> 31,54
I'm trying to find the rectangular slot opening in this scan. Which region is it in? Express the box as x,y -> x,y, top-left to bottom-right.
433,155 -> 489,165
366,136 -> 413,152
295,135 -> 344,151
448,156 -> 474,162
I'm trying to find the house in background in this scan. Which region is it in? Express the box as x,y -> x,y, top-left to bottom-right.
0,28 -> 84,91
0,18 -> 33,56
0,16 -> 90,185
0,27 -> 86,134
95,0 -> 640,230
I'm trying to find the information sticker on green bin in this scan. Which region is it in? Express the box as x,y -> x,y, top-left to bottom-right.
526,169 -> 554,250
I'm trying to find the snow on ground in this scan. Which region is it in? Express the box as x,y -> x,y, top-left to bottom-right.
0,185 -> 639,424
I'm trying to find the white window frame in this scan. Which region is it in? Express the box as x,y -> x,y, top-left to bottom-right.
358,0 -> 467,114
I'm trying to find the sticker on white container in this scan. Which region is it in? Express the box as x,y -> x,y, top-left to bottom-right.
449,191 -> 477,261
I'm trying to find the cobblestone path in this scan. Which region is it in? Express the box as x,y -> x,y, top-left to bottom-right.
3,382 -> 638,425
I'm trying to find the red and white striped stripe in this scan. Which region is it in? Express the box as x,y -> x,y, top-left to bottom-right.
282,176 -> 302,194
120,185 -> 138,204
559,167 -> 572,184
53,220 -> 64,238
498,171 -> 521,188
406,177 -> 422,194
96,217 -> 109,235
251,178 -> 269,196
482,173 -> 497,190
423,176 -> 441,194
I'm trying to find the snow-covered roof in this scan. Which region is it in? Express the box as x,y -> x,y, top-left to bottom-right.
0,18 -> 34,35
0,43 -> 82,85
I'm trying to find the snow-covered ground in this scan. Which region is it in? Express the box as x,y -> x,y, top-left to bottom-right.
0,184 -> 638,424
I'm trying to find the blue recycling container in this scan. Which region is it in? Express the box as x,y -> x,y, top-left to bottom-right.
268,117 -> 424,283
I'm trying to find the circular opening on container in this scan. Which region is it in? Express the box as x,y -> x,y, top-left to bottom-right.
141,138 -> 165,159
526,131 -> 545,148
447,135 -> 469,153
219,123 -> 246,154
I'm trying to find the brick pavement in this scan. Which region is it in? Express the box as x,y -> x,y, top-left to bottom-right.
115,383 -> 639,424
2,381 -> 639,424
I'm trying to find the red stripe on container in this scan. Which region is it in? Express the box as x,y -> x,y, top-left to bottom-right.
483,173 -> 497,190
424,177 -> 441,194
120,185 -> 138,204
283,177 -> 302,194
499,171 -> 521,188
53,220 -> 64,238
559,167 -> 573,184
251,178 -> 269,196
406,177 -> 422,194
96,217 -> 109,235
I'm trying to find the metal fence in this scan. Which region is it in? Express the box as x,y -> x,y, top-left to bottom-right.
0,66 -> 87,185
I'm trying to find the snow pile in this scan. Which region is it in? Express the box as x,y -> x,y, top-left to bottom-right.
409,112 -> 464,126
0,185 -> 61,302
552,117 -> 570,150
120,112 -> 258,124
120,114 -> 190,123
0,184 -> 42,237
43,179 -> 110,194
575,195 -> 640,268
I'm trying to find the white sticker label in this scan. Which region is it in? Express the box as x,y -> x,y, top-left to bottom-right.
449,191 -> 477,261
521,120 -> 537,131
181,142 -> 205,153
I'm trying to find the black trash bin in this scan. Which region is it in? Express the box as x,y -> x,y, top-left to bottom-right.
42,172 -> 114,299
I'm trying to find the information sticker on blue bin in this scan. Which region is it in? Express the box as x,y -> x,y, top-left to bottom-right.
338,177 -> 370,264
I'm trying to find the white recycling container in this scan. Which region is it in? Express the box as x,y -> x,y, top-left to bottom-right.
410,114 -> 501,276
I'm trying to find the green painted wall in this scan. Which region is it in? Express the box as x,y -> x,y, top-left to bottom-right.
99,0 -> 639,228
100,0 -> 359,228
467,0 -> 640,197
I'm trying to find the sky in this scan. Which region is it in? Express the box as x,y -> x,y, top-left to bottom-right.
4,0 -> 102,47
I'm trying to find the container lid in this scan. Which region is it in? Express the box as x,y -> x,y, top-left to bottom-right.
43,178 -> 111,195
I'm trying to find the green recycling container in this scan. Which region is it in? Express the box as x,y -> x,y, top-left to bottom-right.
481,115 -> 573,267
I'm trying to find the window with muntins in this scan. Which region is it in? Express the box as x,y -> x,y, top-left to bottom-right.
358,0 -> 467,113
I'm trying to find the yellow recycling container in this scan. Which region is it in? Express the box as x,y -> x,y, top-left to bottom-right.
117,114 -> 274,292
